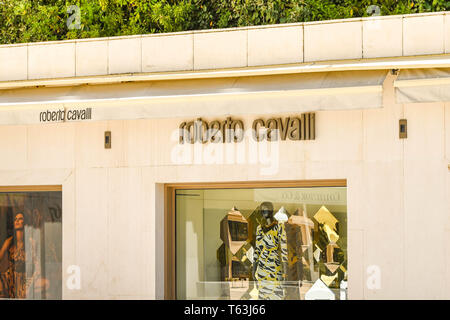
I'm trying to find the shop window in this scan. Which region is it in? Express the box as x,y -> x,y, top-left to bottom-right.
175,186 -> 347,300
0,190 -> 62,299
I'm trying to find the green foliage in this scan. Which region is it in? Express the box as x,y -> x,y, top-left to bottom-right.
0,0 -> 449,44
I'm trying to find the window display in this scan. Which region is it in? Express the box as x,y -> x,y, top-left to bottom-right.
252,202 -> 288,300
0,191 -> 62,299
175,186 -> 347,300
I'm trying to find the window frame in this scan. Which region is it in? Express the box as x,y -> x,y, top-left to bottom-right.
0,184 -> 63,299
164,179 -> 347,300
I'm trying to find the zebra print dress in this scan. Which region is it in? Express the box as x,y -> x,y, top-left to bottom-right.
253,221 -> 288,300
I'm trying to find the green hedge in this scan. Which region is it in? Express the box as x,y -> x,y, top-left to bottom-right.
1,0 -> 449,44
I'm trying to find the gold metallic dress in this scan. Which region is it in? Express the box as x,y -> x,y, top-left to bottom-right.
253,222 -> 288,300
0,244 -> 27,299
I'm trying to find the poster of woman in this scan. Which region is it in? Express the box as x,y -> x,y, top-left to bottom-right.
0,191 -> 62,299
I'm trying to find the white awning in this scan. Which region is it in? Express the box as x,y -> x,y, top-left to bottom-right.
0,69 -> 387,125
394,68 -> 450,103
0,54 -> 447,90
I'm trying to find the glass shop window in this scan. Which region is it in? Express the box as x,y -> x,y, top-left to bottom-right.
0,191 -> 62,299
176,187 -> 347,300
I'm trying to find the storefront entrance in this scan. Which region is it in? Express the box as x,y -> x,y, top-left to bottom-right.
165,180 -> 347,300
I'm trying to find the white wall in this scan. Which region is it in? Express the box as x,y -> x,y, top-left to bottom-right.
0,73 -> 448,299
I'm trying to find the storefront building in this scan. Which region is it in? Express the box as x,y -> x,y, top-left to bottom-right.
0,11 -> 449,300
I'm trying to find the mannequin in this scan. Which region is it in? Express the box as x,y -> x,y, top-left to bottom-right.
252,202 -> 288,300
283,208 -> 304,300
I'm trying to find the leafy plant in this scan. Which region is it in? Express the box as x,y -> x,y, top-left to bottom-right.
0,0 -> 449,44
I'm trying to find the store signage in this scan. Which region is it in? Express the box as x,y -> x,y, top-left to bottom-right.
179,112 -> 315,144
39,107 -> 92,123
254,187 -> 346,206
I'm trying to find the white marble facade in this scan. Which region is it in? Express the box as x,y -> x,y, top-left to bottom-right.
0,11 -> 449,300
